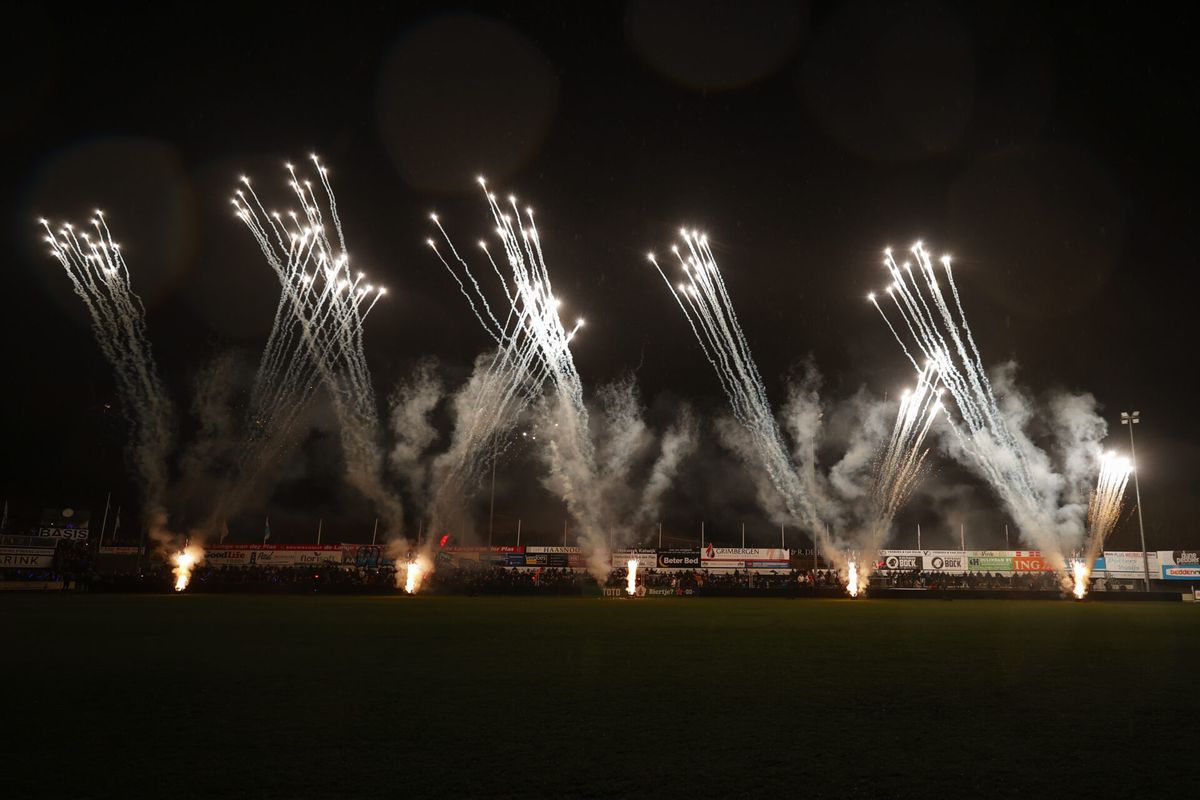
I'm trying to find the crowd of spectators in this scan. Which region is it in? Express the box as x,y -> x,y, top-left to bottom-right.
4,560 -> 1145,595
876,570 -> 1095,591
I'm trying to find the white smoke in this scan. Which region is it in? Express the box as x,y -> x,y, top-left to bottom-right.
536,377 -> 700,581
635,404 -> 699,524
388,357 -> 444,507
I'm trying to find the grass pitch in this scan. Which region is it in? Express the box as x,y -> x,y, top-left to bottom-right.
4,595 -> 1196,798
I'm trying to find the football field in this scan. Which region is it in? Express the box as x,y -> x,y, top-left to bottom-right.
4,594 -> 1196,798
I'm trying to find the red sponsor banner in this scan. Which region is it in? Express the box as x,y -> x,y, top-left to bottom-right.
1011,551 -> 1057,572
210,544 -> 344,551
443,546 -> 525,553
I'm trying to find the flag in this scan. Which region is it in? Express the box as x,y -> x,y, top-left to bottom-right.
220,519 -> 229,543
0,500 -> 7,533
264,516 -> 271,543
112,507 -> 122,539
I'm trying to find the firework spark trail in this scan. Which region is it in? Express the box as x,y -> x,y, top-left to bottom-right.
649,231 -> 834,560
847,362 -> 944,579
869,242 -> 1071,569
232,156 -> 402,535
874,362 -> 942,524
427,180 -> 623,574
40,213 -> 176,543
1081,451 -> 1132,576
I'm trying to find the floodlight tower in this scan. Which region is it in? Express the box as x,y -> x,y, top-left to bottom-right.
1121,411 -> 1150,591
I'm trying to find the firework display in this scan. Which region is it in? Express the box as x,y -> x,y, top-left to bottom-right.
233,157 -> 403,538
37,169 -> 1135,602
649,232 -> 828,551
869,242 -> 1082,575
1075,451 -> 1132,596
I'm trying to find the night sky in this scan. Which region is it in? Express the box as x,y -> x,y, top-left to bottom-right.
3,1 -> 1197,549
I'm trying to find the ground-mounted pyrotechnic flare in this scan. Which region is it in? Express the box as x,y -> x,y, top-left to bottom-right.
404,555 -> 430,595
846,560 -> 861,597
868,242 -> 1078,571
40,213 -> 175,546
171,545 -> 205,592
649,231 -> 835,563
232,157 -> 402,537
1075,451 -> 1132,596
1071,560 -> 1087,600
626,559 -> 639,595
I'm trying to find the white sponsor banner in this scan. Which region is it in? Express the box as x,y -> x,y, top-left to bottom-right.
1101,551 -> 1160,578
611,549 -> 656,566
701,546 -> 790,570
527,546 -> 582,554
203,546 -> 342,567
878,550 -> 923,571
0,548 -> 55,568
35,527 -> 89,541
922,550 -> 967,574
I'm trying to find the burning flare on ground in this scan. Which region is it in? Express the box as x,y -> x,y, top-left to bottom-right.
1074,451 -> 1133,599
846,561 -> 862,598
171,546 -> 204,592
626,559 -> 639,595
1072,560 -> 1087,600
404,556 -> 431,595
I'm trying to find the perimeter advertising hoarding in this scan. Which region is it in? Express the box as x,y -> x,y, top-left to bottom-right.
657,548 -> 700,569
1160,550 -> 1200,580
1098,551 -> 1159,578
203,544 -> 344,567
877,551 -> 923,571
612,550 -> 658,568
700,546 -> 790,571
1011,552 -> 1058,572
442,546 -> 526,567
922,551 -> 967,574
340,544 -> 390,568
965,551 -> 1059,573
872,550 -> 1064,574
527,546 -> 587,569
0,547 -> 55,568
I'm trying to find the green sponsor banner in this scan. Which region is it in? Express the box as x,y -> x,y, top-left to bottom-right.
968,555 -> 1013,571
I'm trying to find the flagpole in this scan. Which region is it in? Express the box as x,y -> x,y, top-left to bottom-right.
137,519 -> 146,572
317,518 -> 323,545
97,492 -> 111,550
371,518 -> 378,546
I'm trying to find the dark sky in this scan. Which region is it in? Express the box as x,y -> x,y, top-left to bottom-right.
3,1 -> 1197,549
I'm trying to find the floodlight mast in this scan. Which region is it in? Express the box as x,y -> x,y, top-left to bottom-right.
1120,411 -> 1150,591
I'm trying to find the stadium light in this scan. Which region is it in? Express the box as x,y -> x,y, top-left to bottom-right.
1120,411 -> 1150,591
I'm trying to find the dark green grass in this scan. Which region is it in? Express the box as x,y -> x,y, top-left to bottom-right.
3,595 -> 1197,799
